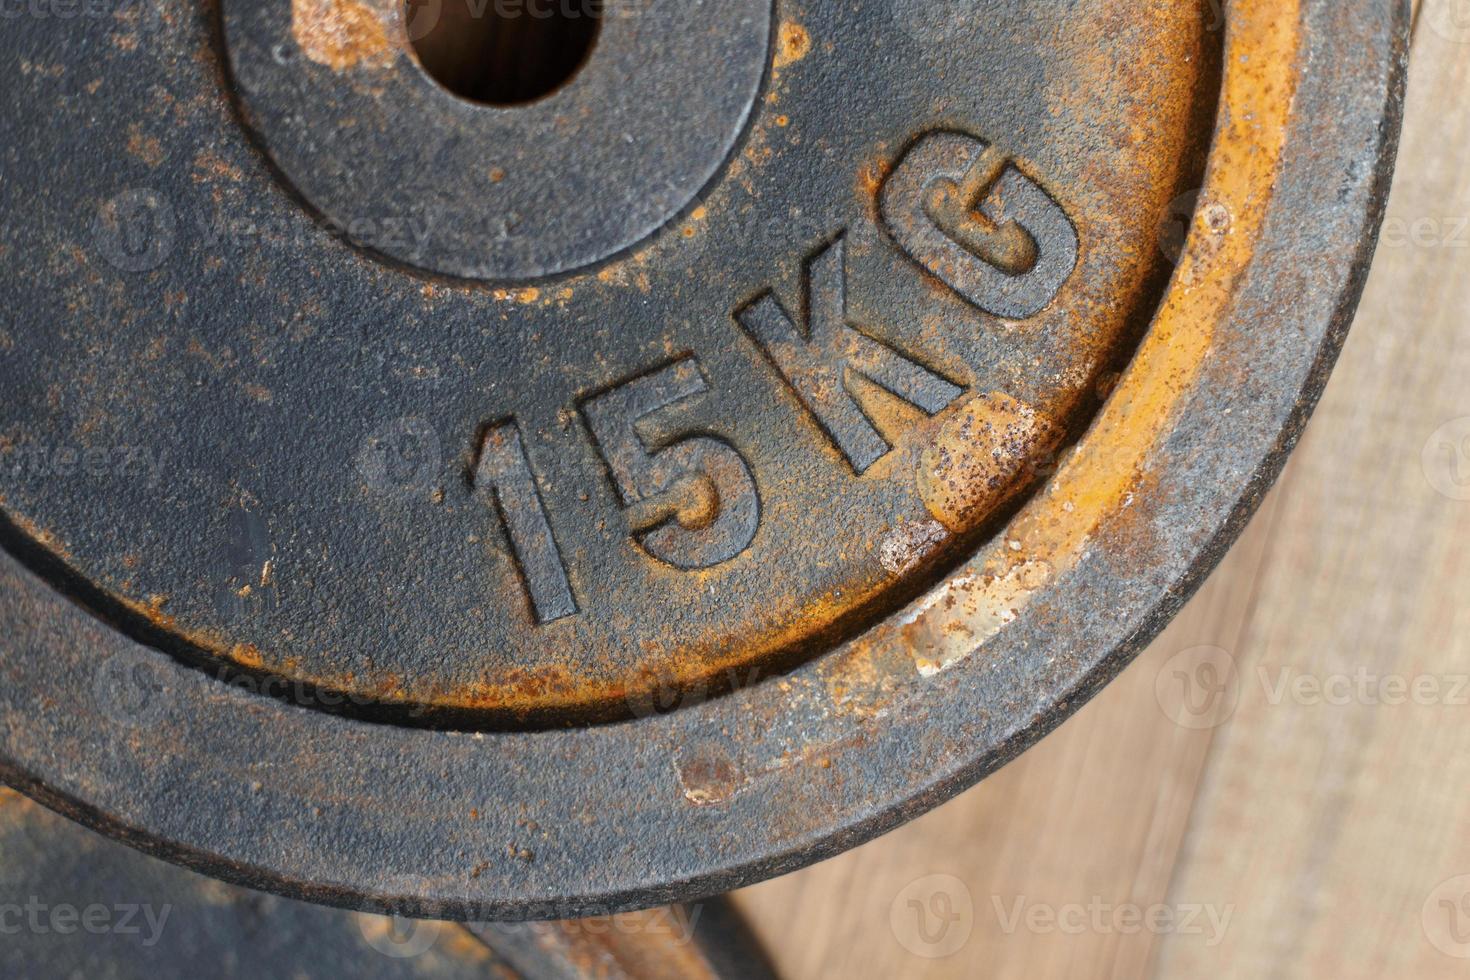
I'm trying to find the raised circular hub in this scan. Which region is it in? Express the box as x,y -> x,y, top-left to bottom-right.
0,0 -> 1403,920
1,0 -> 1218,725
224,0 -> 772,279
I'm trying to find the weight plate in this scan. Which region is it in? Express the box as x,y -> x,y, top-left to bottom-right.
0,789 -> 503,979
0,788 -> 774,979
0,0 -> 1405,919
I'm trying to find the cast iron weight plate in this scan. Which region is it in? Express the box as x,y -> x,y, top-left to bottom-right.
0,0 -> 1405,920
0,788 -> 774,979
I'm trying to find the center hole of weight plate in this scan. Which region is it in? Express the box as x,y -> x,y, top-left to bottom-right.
407,0 -> 601,106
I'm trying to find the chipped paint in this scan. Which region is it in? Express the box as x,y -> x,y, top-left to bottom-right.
879,519 -> 951,576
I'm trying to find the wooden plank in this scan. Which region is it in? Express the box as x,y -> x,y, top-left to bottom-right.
736,504 -> 1283,979
1153,14 -> 1470,978
735,4 -> 1461,977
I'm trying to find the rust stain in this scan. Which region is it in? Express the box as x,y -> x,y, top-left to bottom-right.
774,22 -> 810,68
437,926 -> 498,966
192,149 -> 245,184
2,1 -> 1301,724
291,0 -> 396,72
491,287 -> 541,305
675,743 -> 745,807
536,914 -> 719,980
4,514 -> 71,562
228,644 -> 265,670
879,519 -> 950,576
887,0 -> 1303,675
917,392 -> 1064,532
125,124 -> 163,167
121,593 -> 176,631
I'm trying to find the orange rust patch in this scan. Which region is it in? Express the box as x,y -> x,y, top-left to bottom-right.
192,150 -> 245,184
291,0 -> 396,72
126,124 -> 164,167
229,644 -> 265,670
435,926 -> 497,966
857,155 -> 892,200
774,22 -> 810,68
492,287 -> 541,305
880,0 -> 1304,676
0,505 -> 73,562
917,392 -> 1064,532
123,593 -> 176,631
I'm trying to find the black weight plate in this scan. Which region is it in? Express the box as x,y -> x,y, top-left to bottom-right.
0,0 -> 1405,919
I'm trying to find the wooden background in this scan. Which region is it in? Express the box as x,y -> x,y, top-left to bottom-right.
734,2 -> 1470,976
